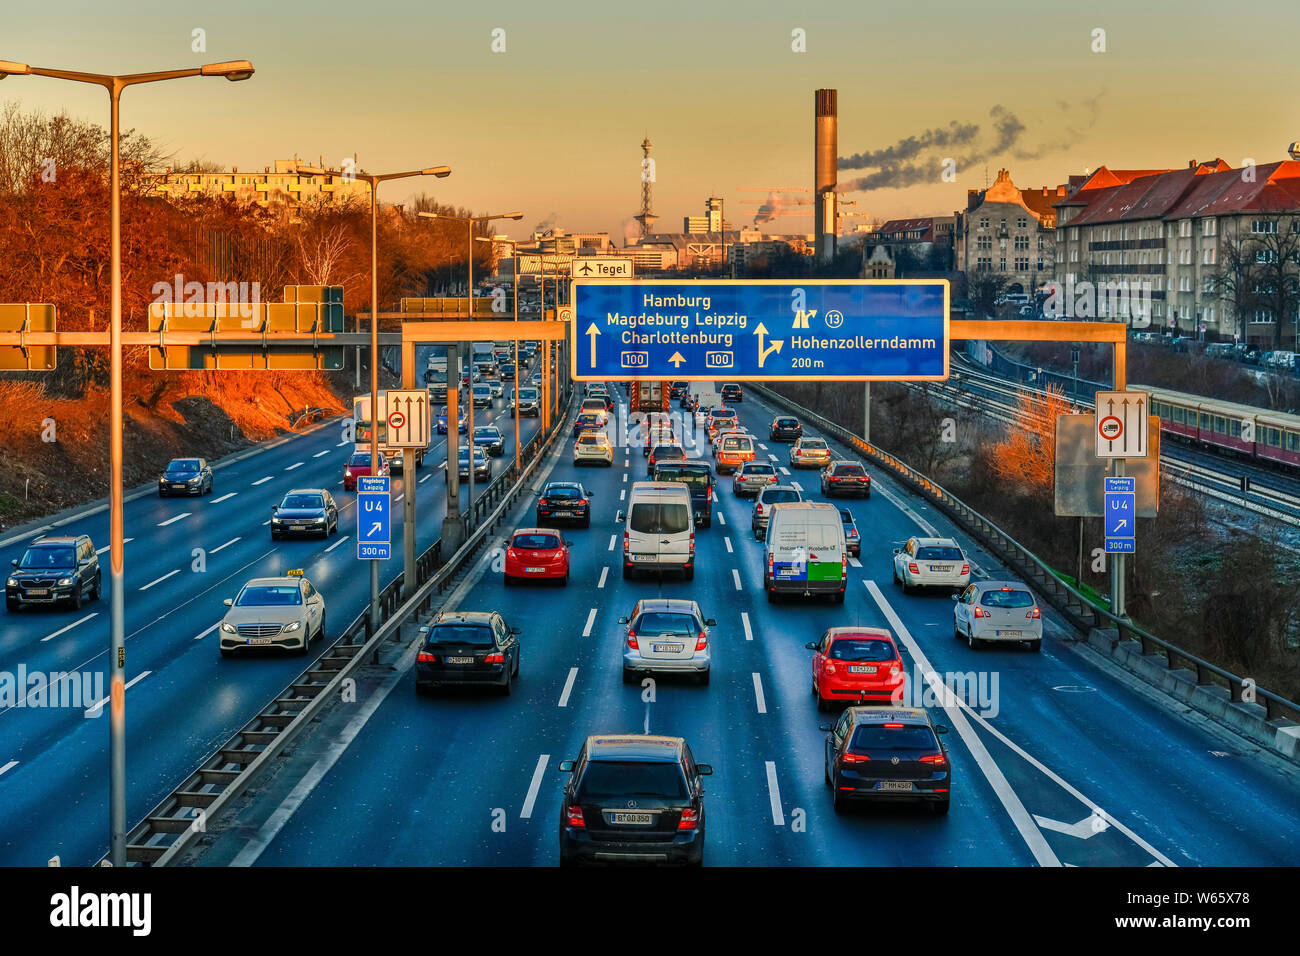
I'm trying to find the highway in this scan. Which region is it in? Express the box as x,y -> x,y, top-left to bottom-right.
0,354 -> 547,866
192,383 -> 1300,867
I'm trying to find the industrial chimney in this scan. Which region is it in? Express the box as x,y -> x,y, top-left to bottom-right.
814,89 -> 838,263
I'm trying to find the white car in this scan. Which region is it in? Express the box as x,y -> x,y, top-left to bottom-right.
953,581 -> 1042,651
486,377 -> 504,398
892,537 -> 970,593
574,431 -> 614,466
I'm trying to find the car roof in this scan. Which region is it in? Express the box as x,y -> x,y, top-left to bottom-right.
285,488 -> 327,496
29,536 -> 82,546
974,580 -> 1034,592
586,734 -> 684,762
512,527 -> 562,537
544,481 -> 581,489
827,626 -> 893,641
829,459 -> 863,467
915,537 -> 960,547
846,706 -> 933,726
760,484 -> 801,495
434,610 -> 496,625
634,598 -> 700,615
242,575 -> 307,587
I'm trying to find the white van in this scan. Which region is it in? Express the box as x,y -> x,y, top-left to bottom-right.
618,482 -> 695,580
763,501 -> 846,603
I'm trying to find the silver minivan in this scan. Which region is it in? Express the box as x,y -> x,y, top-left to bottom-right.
618,482 -> 695,580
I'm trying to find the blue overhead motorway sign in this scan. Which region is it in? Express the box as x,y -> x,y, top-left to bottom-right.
1104,476 -> 1135,553
569,279 -> 948,381
357,476 -> 391,560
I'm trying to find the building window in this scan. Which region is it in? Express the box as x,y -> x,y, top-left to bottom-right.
977,256 -> 992,270
1202,247 -> 1216,265
1203,276 -> 1216,294
1016,216 -> 1027,228
1252,219 -> 1278,234
1015,256 -> 1030,271
1202,219 -> 1216,236
999,257 -> 1007,271
979,217 -> 989,229
1179,220 -> 1192,237
1037,235 -> 1045,250
976,235 -> 991,250
1069,227 -> 1079,240
1069,249 -> 1079,263
1256,249 -> 1278,264
1037,259 -> 1045,271
1179,276 -> 1191,292
1205,305 -> 1215,323
1178,249 -> 1191,265
1014,235 -> 1029,250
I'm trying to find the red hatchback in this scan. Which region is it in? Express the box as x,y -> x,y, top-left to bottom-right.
344,450 -> 389,492
503,528 -> 570,586
806,627 -> 904,711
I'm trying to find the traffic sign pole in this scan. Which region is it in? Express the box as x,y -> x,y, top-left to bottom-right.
401,338 -> 417,602
1111,460 -> 1126,617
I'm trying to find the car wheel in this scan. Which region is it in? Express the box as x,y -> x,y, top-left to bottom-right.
902,578 -> 913,595
954,619 -> 963,640
697,669 -> 710,686
966,626 -> 977,650
622,565 -> 632,580
220,648 -> 233,659
621,666 -> 636,685
90,574 -> 102,601
317,614 -> 326,643
5,597 -> 17,613
69,586 -> 82,611
893,567 -> 901,585
833,590 -> 845,605
816,692 -> 830,713
1029,639 -> 1042,653
297,634 -> 310,656
930,799 -> 951,816
500,671 -> 513,696
825,755 -> 832,786
832,779 -> 845,813
561,571 -> 569,587
683,564 -> 694,581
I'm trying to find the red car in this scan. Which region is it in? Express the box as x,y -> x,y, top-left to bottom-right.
343,450 -> 389,492
806,627 -> 904,711
503,528 -> 570,586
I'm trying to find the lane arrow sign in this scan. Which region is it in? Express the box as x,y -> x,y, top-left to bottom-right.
753,322 -> 784,368
586,323 -> 600,368
1032,812 -> 1110,840
668,352 -> 686,368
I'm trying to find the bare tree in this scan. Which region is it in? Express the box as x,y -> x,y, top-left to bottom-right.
1210,229 -> 1259,343
1242,211 -> 1300,349
965,267 -> 1009,318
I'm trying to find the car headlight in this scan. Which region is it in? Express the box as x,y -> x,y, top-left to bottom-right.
283,621 -> 302,632
312,516 -> 325,523
220,622 -> 237,634
57,577 -> 74,586
188,476 -> 202,484
6,578 -> 17,587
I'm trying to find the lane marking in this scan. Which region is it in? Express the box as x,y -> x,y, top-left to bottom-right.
157,512 -> 191,527
192,623 -> 217,641
768,454 -> 778,462
620,489 -> 625,501
520,753 -> 550,819
741,611 -> 753,641
312,450 -> 330,458
335,440 -> 350,447
848,556 -> 862,568
864,579 -> 1060,866
791,481 -> 803,492
765,761 -> 785,826
395,494 -> 404,504
597,567 -> 609,589
725,537 -> 733,553
582,608 -> 598,637
41,613 -> 98,643
210,537 -> 241,554
759,443 -> 769,450
262,519 -> 271,526
717,512 -> 725,526
139,569 -> 181,591
732,569 -> 742,590
778,466 -> 790,476
325,535 -> 351,553
419,475 -> 430,484
607,535 -> 616,551
752,673 -> 767,714
285,462 -> 303,471
558,668 -> 578,708
251,476 -> 273,486
85,671 -> 151,718
622,473 -> 627,483
0,760 -> 16,777
95,538 -> 133,555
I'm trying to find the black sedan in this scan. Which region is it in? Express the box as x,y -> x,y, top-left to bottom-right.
270,489 -> 339,539
447,447 -> 492,483
821,460 -> 871,497
769,416 -> 802,442
473,425 -> 506,457
536,481 -> 592,527
159,457 -> 212,496
415,610 -> 520,695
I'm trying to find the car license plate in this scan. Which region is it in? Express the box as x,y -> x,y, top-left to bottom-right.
553,510 -> 572,517
929,565 -> 951,572
26,588 -> 48,596
849,665 -> 877,674
290,525 -> 306,531
652,643 -> 684,653
633,554 -> 656,562
446,656 -> 474,664
877,781 -> 914,792
247,637 -> 273,646
996,630 -> 1022,638
610,812 -> 653,825
525,567 -> 545,573
171,483 -> 187,490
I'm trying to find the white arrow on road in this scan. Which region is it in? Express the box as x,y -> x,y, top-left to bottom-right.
586,323 -> 601,368
1032,812 -> 1110,839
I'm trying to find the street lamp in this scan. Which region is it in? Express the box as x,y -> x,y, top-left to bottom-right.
478,235 -> 523,469
418,211 -> 522,528
0,56 -> 254,867
295,163 -> 451,634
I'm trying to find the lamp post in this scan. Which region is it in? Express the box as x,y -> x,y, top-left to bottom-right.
478,235 -> 522,469
0,56 -> 254,867
418,211 -> 522,529
296,163 -> 452,631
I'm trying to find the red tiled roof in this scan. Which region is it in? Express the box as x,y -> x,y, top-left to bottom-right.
877,217 -> 936,240
1063,160 -> 1300,225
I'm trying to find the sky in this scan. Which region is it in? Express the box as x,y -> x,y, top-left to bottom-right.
4,0 -> 1298,241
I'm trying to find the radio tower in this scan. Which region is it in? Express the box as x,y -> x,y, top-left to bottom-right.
634,135 -> 658,238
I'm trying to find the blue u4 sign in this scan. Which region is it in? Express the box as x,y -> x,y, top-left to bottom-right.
357,476 -> 391,560
1104,477 -> 1135,553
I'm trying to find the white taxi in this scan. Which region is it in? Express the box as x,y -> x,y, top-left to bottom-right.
574,430 -> 615,466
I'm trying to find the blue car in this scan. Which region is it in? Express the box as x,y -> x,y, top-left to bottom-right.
437,405 -> 467,435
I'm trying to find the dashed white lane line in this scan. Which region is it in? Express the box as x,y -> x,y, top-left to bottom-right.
262,519 -> 271,526
85,671 -> 151,718
607,535 -> 616,551
285,462 -> 304,471
725,537 -> 733,553
778,466 -> 790,476
622,473 -> 627,483
251,476 -> 273,486
597,567 -> 609,589
312,450 -> 330,458
741,611 -> 753,641
41,613 -> 97,643
211,537 -> 241,554
0,760 -> 16,778
139,569 -> 180,591
419,474 -> 430,484
759,443 -> 769,450
395,494 -> 404,504
732,569 -> 742,590
192,623 -> 217,641
620,489 -> 625,501
92,537 -> 133,555
752,673 -> 767,714
558,668 -> 578,708
157,512 -> 190,527
582,608 -> 598,637
848,556 -> 862,568
791,481 -> 803,492
325,535 -> 351,553
864,579 -> 1061,866
765,761 -> 785,826
336,440 -> 350,447
717,512 -> 726,526
520,754 -> 550,819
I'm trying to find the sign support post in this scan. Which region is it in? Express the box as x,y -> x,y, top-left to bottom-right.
1111,460 -> 1127,617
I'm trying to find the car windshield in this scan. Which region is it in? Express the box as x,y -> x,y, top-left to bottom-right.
762,489 -> 801,504
916,546 -> 963,561
656,467 -> 710,489
833,464 -> 865,476
513,533 -> 561,550
473,386 -> 491,396
236,585 -> 302,607
839,509 -> 854,522
633,611 -> 698,636
427,624 -> 494,647
981,588 -> 1034,608
165,459 -> 200,473
800,440 -> 827,450
349,453 -> 374,466
829,639 -> 897,662
518,389 -> 538,400
458,448 -> 487,461
546,486 -> 580,500
281,494 -> 324,509
850,725 -> 938,754
630,502 -> 690,534
18,547 -> 76,569
722,438 -> 752,451
575,761 -> 688,801
475,427 -> 500,439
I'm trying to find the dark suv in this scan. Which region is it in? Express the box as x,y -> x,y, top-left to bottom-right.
770,416 -> 802,441
558,734 -> 712,866
721,383 -> 743,403
415,611 -> 520,695
653,461 -> 714,528
7,535 -> 102,611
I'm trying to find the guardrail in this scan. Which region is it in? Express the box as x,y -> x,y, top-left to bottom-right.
112,384 -> 573,866
751,383 -> 1300,734
286,405 -> 331,429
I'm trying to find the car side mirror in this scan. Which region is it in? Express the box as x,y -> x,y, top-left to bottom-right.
696,764 -> 713,776
223,598 -> 233,607
704,618 -> 716,627
951,594 -> 959,602
935,725 -> 949,735
10,558 -> 18,567
805,642 -> 819,650
616,510 -> 625,522
272,506 -> 278,512
558,760 -> 575,773
892,548 -> 901,555
617,616 -> 629,625
818,723 -> 833,733
564,540 -> 573,548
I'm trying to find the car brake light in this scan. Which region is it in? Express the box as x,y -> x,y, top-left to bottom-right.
538,498 -> 548,508
849,529 -> 858,537
566,804 -> 585,827
695,632 -> 707,651
883,723 -> 905,729
828,475 -> 839,481
484,653 -> 505,663
689,531 -> 695,554
627,631 -> 638,649
1027,607 -> 1041,619
841,753 -> 868,764
767,552 -> 774,578
755,503 -> 763,515
417,651 -> 436,663
507,548 -> 517,558
919,754 -> 948,768
677,807 -> 698,830
706,486 -> 713,501
908,562 -> 919,574
961,564 -> 970,575
579,498 -> 588,506
623,531 -> 629,553
824,661 -> 836,674
973,607 -> 988,618
769,475 -> 777,483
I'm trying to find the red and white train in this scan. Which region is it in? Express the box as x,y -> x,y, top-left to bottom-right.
1139,384 -> 1300,469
